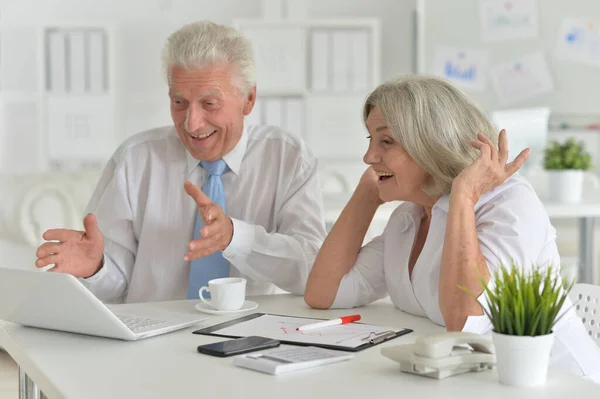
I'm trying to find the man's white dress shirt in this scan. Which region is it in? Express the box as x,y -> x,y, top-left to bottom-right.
85,124 -> 326,303
332,174 -> 600,382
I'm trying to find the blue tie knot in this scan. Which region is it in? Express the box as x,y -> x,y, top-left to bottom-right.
200,159 -> 228,176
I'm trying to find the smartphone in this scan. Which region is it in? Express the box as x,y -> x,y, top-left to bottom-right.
197,336 -> 281,357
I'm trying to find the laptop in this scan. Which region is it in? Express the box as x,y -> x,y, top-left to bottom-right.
0,268 -> 207,340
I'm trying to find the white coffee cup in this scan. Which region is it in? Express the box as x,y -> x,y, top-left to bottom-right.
199,277 -> 246,311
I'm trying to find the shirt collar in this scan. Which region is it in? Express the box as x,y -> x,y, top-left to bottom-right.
433,195 -> 451,213
186,123 -> 248,176
431,181 -> 509,215
398,174 -> 525,219
390,202 -> 424,234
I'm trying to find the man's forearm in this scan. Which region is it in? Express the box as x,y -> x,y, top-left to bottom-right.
223,218 -> 323,295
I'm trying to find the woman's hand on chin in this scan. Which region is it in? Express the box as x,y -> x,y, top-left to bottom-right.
358,167 -> 385,206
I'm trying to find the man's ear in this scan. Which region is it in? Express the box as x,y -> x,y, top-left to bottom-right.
242,86 -> 257,116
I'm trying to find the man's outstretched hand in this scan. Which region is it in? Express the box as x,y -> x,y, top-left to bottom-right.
35,213 -> 105,278
184,181 -> 233,261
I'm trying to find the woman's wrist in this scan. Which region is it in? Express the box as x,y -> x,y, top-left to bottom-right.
354,183 -> 384,207
450,181 -> 479,208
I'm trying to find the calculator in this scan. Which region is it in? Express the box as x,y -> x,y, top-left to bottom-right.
233,346 -> 354,375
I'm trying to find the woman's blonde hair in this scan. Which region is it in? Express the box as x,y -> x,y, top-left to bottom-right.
363,75 -> 498,196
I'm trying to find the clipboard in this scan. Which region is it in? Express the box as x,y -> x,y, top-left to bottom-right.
192,313 -> 413,352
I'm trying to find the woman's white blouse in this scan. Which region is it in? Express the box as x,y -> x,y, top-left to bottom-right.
332,174 -> 600,381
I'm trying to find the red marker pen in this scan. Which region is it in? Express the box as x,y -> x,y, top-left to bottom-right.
296,315 -> 361,332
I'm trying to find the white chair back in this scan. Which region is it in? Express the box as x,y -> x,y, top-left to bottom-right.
570,283 -> 600,345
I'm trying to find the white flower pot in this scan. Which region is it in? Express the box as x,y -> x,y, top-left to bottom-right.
546,170 -> 584,204
492,332 -> 554,387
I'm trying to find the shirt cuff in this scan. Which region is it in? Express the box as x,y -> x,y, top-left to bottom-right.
330,295 -> 353,309
462,314 -> 492,333
330,283 -> 355,309
462,281 -> 494,333
84,255 -> 108,285
223,218 -> 255,261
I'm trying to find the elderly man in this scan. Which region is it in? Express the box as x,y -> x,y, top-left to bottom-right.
35,21 -> 326,303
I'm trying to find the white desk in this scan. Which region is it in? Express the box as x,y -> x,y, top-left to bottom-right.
324,197 -> 600,284
1,295 -> 599,399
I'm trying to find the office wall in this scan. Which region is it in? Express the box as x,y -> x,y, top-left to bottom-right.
0,0 -> 597,282
0,0 -> 416,173
419,0 -> 600,115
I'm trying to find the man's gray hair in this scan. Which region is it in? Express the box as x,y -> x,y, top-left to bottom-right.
162,21 -> 256,94
363,75 -> 498,196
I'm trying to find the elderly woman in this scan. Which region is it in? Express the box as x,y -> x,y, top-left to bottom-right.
304,75 -> 600,381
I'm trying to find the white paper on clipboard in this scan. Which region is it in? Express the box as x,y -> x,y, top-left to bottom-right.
198,314 -> 408,350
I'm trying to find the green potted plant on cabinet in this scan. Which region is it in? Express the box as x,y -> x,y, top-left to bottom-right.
543,138 -> 592,203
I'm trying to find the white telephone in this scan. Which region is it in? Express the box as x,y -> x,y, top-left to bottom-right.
381,332 -> 496,379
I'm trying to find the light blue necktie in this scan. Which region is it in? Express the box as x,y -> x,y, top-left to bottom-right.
187,159 -> 230,299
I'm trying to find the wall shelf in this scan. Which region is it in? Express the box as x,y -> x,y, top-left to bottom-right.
234,17 -> 380,162
40,24 -> 117,169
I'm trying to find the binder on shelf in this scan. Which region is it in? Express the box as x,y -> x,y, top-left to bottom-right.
349,30 -> 370,91
332,31 -> 350,91
88,30 -> 106,93
47,30 -> 66,93
68,30 -> 86,93
310,30 -> 329,91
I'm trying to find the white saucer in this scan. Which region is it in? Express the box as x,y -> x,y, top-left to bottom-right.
194,300 -> 258,315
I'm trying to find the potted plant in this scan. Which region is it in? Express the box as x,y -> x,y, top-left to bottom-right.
543,138 -> 592,203
460,264 -> 573,387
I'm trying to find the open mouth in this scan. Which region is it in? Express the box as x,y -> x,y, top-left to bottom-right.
376,171 -> 394,182
188,130 -> 216,141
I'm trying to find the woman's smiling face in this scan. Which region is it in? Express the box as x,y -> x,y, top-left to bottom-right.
363,107 -> 431,203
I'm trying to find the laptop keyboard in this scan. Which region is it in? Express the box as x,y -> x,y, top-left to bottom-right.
117,315 -> 169,331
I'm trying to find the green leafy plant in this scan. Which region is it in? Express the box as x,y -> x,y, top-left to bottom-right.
543,138 -> 592,170
459,263 -> 573,336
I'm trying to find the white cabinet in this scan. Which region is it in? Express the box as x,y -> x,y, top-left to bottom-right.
234,18 -> 380,161
234,17 -> 381,204
41,25 -> 117,170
